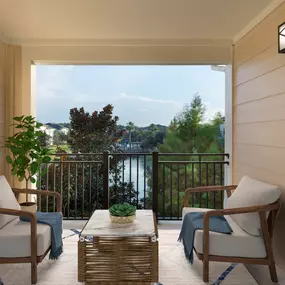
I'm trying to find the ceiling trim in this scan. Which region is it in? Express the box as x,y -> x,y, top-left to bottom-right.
11,38 -> 232,47
233,0 -> 285,44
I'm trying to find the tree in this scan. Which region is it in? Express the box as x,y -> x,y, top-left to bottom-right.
38,132 -> 51,147
141,124 -> 166,150
69,105 -> 123,153
155,95 -> 225,217
40,105 -> 141,216
175,93 -> 205,151
126,121 -> 135,149
53,130 -> 69,146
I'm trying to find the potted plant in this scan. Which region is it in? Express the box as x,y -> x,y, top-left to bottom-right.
4,115 -> 52,212
109,203 -> 136,224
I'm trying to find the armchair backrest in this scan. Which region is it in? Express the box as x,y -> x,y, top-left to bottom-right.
225,176 -> 281,236
0,175 -> 21,229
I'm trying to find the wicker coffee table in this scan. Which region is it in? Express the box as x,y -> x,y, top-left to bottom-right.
78,210 -> 158,285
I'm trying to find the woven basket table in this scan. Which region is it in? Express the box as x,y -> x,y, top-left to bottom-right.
78,210 -> 158,285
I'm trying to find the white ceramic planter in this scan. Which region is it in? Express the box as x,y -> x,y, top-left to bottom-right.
109,214 -> 136,224
20,202 -> 37,213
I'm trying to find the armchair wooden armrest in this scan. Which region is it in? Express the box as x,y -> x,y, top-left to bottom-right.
0,207 -> 37,266
201,201 -> 281,280
184,185 -> 238,207
12,188 -> 62,212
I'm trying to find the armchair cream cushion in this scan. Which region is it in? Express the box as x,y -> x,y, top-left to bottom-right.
182,207 -> 266,258
0,176 -> 21,229
0,218 -> 51,257
225,176 -> 280,236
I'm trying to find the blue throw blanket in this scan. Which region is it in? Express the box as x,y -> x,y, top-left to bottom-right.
178,212 -> 232,264
20,212 -> 63,259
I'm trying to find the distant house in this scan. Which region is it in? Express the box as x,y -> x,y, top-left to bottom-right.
39,124 -> 69,145
61,127 -> 69,135
39,125 -> 55,144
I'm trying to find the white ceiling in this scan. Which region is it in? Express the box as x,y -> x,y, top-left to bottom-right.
0,0 -> 273,43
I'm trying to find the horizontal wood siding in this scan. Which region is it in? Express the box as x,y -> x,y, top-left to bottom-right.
233,1 -> 285,269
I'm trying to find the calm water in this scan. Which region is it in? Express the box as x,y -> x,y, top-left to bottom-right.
118,157 -> 151,200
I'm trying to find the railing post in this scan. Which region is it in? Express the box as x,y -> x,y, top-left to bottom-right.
152,151 -> 159,218
102,151 -> 110,209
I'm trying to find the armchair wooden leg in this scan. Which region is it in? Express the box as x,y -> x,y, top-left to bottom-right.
259,211 -> 278,283
269,261 -> 278,283
31,261 -> 37,284
203,259 -> 209,282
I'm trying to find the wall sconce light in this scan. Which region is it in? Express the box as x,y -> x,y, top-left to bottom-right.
279,22 -> 285,53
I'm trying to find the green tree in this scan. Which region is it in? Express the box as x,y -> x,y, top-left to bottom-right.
69,105 -> 123,153
53,130 -> 69,146
40,105 -> 141,216
141,124 -> 165,150
126,121 -> 135,148
38,132 -> 51,147
155,95 -> 225,217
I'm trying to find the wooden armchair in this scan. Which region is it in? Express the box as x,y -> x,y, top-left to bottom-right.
0,182 -> 61,285
183,183 -> 281,283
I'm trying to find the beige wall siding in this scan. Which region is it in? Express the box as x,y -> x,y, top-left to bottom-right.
233,2 -> 285,268
0,42 -> 5,175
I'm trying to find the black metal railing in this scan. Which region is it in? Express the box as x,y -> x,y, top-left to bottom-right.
153,153 -> 229,220
38,152 -> 229,220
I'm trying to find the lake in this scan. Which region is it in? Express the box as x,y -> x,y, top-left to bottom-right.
115,156 -> 151,200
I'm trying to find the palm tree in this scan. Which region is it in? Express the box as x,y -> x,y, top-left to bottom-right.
149,123 -> 159,134
126,121 -> 135,149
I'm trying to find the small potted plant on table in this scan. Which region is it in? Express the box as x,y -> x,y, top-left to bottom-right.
109,203 -> 136,224
4,115 -> 52,212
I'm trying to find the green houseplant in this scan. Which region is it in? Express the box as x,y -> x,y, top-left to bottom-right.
109,203 -> 136,224
4,115 -> 52,211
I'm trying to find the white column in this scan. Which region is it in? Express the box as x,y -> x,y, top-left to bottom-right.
224,64 -> 233,186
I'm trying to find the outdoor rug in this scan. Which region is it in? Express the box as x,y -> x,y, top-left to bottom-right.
0,229 -> 258,285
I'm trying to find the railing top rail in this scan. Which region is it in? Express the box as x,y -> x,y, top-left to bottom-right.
51,152 -> 229,157
109,152 -> 153,156
158,160 -> 229,164
47,160 -> 103,164
51,153 -> 103,156
158,153 -> 229,157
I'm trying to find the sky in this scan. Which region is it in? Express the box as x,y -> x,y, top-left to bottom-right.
36,65 -> 225,127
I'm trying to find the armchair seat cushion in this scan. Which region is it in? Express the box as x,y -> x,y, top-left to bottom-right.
0,218 -> 51,258
182,207 -> 266,258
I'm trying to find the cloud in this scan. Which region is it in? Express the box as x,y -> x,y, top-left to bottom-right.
204,101 -> 224,121
120,93 -> 181,105
36,65 -> 74,100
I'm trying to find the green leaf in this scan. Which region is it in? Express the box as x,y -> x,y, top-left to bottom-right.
13,115 -> 24,122
30,162 -> 39,175
42,156 -> 51,163
30,177 -> 36,184
15,156 -> 28,166
6,155 -> 13,164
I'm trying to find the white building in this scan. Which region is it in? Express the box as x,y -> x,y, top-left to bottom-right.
39,125 -> 55,144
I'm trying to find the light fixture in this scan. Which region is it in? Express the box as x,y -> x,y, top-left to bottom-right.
278,22 -> 285,53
